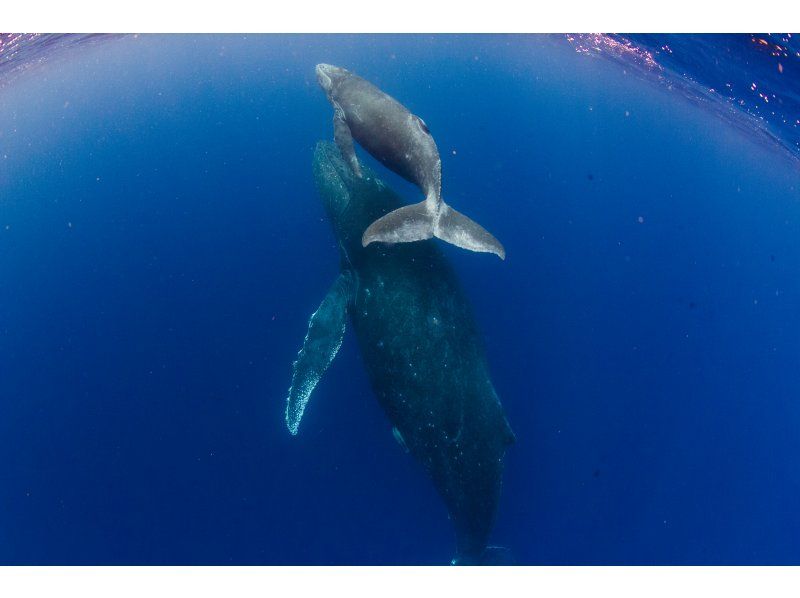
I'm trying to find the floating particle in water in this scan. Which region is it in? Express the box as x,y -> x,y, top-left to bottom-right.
637,216 -> 645,224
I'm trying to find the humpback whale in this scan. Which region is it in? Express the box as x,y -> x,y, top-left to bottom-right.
315,63 -> 506,260
285,142 -> 514,564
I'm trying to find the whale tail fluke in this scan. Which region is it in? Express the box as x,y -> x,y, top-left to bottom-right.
451,546 -> 515,566
361,200 -> 435,246
435,203 -> 505,260
362,199 -> 505,260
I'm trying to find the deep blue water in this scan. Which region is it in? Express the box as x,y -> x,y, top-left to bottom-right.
1,34 -> 799,565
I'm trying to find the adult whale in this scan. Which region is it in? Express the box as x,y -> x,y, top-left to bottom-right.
315,63 -> 506,260
285,142 -> 515,564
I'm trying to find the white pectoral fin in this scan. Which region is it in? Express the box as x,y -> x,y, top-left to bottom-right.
285,272 -> 353,435
333,105 -> 362,178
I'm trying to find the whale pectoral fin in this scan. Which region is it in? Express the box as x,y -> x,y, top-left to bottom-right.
285,272 -> 353,435
333,106 -> 362,178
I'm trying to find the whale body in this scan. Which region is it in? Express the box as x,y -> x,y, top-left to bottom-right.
315,63 -> 505,260
284,142 -> 514,564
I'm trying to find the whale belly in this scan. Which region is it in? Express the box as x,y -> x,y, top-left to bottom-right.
336,79 -> 428,187
349,246 -> 513,559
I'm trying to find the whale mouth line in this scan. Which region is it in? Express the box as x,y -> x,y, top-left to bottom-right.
315,63 -> 334,93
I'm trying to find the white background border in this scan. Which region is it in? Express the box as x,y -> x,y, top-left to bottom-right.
2,2 -> 800,595
2,566 -> 800,596
3,0 -> 799,33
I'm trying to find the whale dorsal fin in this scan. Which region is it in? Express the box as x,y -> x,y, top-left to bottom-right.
285,272 -> 354,435
413,114 -> 430,135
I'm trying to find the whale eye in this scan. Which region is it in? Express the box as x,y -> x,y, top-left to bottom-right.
415,116 -> 430,135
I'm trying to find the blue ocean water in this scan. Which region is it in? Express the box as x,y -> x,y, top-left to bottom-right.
1,34 -> 799,565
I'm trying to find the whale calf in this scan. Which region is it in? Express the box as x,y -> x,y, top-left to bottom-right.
315,63 -> 506,260
284,142 -> 514,563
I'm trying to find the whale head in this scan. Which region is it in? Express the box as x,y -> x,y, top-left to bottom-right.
315,141 -> 360,223
315,63 -> 349,95
313,141 -> 403,262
